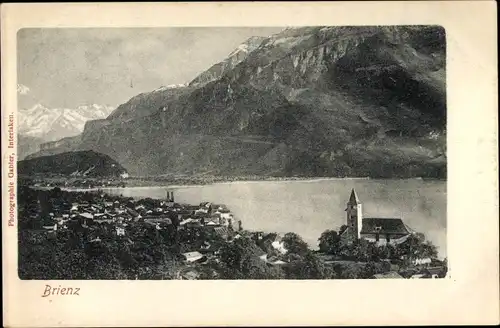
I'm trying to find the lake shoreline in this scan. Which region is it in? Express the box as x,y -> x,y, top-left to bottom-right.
30,175 -> 446,191
28,177 -> 447,259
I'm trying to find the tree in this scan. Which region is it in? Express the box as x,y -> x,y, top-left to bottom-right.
284,251 -> 335,279
282,232 -> 309,256
241,255 -> 284,280
218,237 -> 282,279
318,230 -> 341,255
339,262 -> 363,279
394,234 -> 439,263
361,261 -> 387,279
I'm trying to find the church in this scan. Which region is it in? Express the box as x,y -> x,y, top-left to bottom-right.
340,189 -> 412,246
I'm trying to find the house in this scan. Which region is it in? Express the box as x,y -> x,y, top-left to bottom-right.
199,241 -> 221,254
212,204 -> 228,211
42,224 -> 57,231
425,266 -> 446,278
195,208 -> 209,215
179,218 -> 195,226
94,213 -> 108,219
89,237 -> 102,243
143,217 -> 172,230
182,251 -> 206,264
116,225 -> 126,236
213,226 -> 230,240
413,257 -> 433,265
143,216 -> 172,224
184,219 -> 202,229
94,219 -> 114,224
371,272 -> 404,279
80,212 -> 94,219
340,189 -> 411,246
211,211 -> 234,227
409,266 -> 444,279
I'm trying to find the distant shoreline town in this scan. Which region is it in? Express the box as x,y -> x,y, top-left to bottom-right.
20,174 -> 444,191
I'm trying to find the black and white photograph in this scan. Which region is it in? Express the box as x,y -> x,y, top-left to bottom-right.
3,2 -> 499,327
16,25 -> 448,281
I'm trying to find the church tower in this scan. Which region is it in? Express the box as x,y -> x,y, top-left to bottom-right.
346,188 -> 363,240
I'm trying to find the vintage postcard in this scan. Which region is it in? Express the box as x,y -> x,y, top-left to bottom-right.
2,2 -> 498,327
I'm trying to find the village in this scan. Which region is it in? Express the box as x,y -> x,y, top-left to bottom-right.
17,183 -> 447,280
18,183 -> 299,279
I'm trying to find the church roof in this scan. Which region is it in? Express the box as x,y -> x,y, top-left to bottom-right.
348,188 -> 360,204
361,218 -> 410,235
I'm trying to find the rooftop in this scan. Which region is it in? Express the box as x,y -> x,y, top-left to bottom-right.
361,218 -> 410,235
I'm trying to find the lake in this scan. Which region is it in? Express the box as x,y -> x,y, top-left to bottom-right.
103,179 -> 447,258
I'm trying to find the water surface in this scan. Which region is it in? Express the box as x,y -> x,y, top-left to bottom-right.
104,179 -> 447,258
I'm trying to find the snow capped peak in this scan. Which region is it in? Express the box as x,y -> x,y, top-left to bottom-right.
227,44 -> 250,57
18,103 -> 115,142
25,103 -> 49,111
75,104 -> 115,116
227,36 -> 266,58
152,84 -> 188,92
76,104 -> 114,110
189,35 -> 266,86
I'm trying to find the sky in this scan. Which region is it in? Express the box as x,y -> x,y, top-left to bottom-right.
17,27 -> 283,110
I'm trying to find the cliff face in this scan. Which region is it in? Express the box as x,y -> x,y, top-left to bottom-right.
30,26 -> 446,178
190,36 -> 268,86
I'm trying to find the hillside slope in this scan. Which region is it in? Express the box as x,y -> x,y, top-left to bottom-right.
30,26 -> 446,178
18,150 -> 127,177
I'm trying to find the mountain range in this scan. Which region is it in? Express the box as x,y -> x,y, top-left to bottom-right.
17,104 -> 115,159
27,26 -> 447,178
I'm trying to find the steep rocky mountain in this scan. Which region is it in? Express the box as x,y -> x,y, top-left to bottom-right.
18,150 -> 127,177
190,36 -> 268,86
18,104 -> 115,142
30,26 -> 446,178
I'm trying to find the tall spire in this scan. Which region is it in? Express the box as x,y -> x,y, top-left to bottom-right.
348,188 -> 360,205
